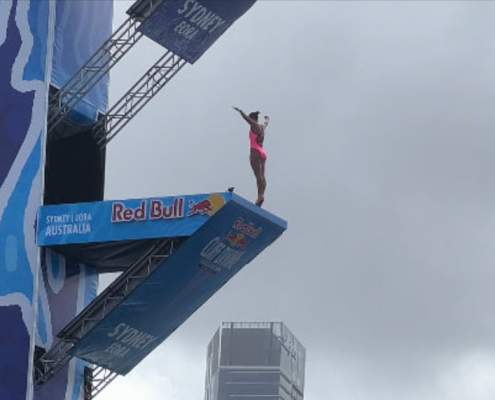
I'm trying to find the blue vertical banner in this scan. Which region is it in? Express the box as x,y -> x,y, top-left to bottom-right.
0,0 -> 112,399
137,0 -> 257,63
51,0 -> 113,119
0,1 -> 52,399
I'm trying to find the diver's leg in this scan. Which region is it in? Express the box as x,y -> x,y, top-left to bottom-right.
250,151 -> 264,205
256,156 -> 266,207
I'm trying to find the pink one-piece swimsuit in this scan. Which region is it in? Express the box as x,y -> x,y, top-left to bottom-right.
249,130 -> 267,160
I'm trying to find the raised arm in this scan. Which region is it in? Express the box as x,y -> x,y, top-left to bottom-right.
233,106 -> 258,129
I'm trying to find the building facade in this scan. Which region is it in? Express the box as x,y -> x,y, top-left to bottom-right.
205,322 -> 305,400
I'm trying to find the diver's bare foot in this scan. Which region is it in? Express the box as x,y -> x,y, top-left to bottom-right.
255,196 -> 264,207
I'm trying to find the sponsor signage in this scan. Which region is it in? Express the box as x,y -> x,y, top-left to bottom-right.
136,0 -> 257,63
68,195 -> 287,375
37,192 -> 229,246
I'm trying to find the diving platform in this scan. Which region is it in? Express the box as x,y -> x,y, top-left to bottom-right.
34,192 -> 286,397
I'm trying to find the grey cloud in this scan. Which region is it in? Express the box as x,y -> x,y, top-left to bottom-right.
102,1 -> 495,399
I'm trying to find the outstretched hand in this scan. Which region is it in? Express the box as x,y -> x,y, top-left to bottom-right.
233,106 -> 241,113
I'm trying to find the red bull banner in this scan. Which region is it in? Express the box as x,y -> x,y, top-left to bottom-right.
37,192 -> 229,246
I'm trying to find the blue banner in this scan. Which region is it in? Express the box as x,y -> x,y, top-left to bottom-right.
1,1 -> 51,399
137,0 -> 257,63
68,195 -> 286,375
52,0 -> 113,119
37,193 -> 230,246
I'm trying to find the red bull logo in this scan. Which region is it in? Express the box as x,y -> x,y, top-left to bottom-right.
188,199 -> 213,216
226,232 -> 248,250
232,217 -> 262,238
188,193 -> 225,217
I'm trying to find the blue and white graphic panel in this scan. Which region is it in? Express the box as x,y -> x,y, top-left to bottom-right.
69,195 -> 286,375
0,0 -> 52,398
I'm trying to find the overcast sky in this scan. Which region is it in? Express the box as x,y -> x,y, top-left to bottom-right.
100,1 -> 495,399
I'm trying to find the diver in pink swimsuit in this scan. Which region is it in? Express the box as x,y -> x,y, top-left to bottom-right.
233,107 -> 269,206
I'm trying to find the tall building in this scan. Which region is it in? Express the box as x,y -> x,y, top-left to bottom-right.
205,322 -> 306,400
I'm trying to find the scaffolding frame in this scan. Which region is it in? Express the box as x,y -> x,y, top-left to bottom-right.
84,365 -> 119,400
93,51 -> 187,148
47,0 -> 167,137
34,238 -> 183,395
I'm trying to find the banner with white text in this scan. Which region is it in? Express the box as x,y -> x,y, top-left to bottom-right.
37,192 -> 230,246
136,0 -> 257,63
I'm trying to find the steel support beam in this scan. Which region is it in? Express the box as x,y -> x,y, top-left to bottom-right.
84,365 -> 119,399
34,238 -> 182,387
94,51 -> 187,148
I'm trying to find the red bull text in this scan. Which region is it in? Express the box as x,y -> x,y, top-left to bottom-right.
150,198 -> 184,220
111,198 -> 185,223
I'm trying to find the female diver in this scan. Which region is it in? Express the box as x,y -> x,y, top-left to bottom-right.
233,107 -> 269,207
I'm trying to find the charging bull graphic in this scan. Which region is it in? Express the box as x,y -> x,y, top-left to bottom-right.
188,193 -> 225,217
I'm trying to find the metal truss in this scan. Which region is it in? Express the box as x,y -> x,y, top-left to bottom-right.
48,15 -> 143,136
34,238 -> 182,388
84,365 -> 119,400
94,51 -> 187,148
46,0 -> 188,148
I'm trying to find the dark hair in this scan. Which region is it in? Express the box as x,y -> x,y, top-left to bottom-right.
248,111 -> 260,121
